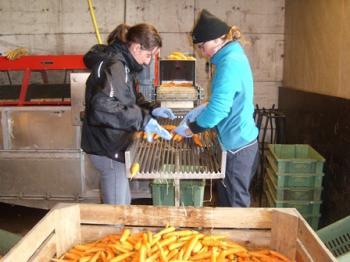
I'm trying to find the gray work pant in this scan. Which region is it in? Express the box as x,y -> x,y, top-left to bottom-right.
89,154 -> 131,205
217,140 -> 259,207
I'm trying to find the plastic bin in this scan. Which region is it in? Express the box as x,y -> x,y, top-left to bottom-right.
265,189 -> 320,230
265,161 -> 324,188
265,168 -> 322,201
267,144 -> 325,174
317,216 -> 350,261
265,185 -> 322,217
0,229 -> 21,255
151,179 -> 205,207
304,215 -> 320,230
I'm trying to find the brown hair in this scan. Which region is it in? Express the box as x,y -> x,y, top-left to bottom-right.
224,26 -> 250,46
107,23 -> 162,49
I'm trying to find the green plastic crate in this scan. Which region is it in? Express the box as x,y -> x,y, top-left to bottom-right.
265,160 -> 324,188
0,229 -> 21,255
317,216 -> 350,261
265,189 -> 320,230
151,179 -> 205,207
267,144 -> 325,174
265,168 -> 322,201
304,215 -> 320,230
265,184 -> 322,217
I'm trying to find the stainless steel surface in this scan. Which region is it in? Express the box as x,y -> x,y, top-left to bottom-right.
125,118 -> 227,179
0,72 -> 153,208
0,106 -> 78,150
0,150 -> 82,196
70,73 -> 89,126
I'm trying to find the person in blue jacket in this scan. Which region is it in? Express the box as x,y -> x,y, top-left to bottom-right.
175,9 -> 259,207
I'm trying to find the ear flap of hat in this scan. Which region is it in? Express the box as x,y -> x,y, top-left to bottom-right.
192,9 -> 230,44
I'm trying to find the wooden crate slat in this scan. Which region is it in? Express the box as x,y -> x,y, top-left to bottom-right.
297,217 -> 335,262
271,209 -> 299,260
54,204 -> 81,256
28,233 -> 56,262
3,204 -> 337,262
3,209 -> 56,262
296,239 -> 314,262
79,204 -> 273,228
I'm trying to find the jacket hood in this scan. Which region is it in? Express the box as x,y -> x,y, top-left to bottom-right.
110,41 -> 143,73
83,42 -> 143,73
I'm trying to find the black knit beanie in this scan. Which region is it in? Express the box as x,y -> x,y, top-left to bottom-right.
192,9 -> 231,44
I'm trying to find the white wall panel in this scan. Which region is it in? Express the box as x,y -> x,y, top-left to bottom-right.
254,82 -> 280,108
126,0 -> 195,32
195,0 -> 284,34
245,34 -> 284,82
0,0 -> 124,35
0,0 -> 284,108
159,33 -> 193,58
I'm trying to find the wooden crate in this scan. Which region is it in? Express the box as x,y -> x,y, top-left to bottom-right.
2,204 -> 335,262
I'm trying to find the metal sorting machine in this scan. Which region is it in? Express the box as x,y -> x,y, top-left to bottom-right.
126,58 -> 227,206
156,59 -> 204,109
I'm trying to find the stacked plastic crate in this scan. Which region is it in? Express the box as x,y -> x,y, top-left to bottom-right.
264,144 -> 325,230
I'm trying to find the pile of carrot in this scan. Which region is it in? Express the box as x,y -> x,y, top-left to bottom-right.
135,125 -> 205,148
56,226 -> 291,262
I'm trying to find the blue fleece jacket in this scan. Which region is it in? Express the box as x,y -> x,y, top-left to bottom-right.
190,41 -> 258,151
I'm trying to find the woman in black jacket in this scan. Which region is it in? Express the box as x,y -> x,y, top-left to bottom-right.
82,23 -> 174,204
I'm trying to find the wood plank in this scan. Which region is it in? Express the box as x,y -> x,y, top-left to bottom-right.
284,0 -> 350,99
270,209 -> 299,260
79,204 -> 273,228
28,233 -> 56,262
54,203 -> 81,257
296,239 -> 313,262
297,216 -> 337,262
340,0 -> 350,98
2,209 -> 56,262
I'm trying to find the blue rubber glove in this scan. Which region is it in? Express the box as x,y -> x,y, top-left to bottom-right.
152,107 -> 176,119
174,122 -> 192,138
180,103 -> 207,124
144,118 -> 172,142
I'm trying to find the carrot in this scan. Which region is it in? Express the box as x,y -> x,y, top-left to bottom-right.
163,230 -> 195,239
192,241 -> 203,253
211,246 -> 219,262
183,235 -> 200,260
110,243 -> 130,254
191,251 -> 212,260
269,250 -> 290,261
89,251 -> 100,262
109,251 -> 134,262
166,249 -> 179,260
168,241 -> 185,251
162,125 -> 176,131
156,242 -> 168,262
139,245 -> 147,262
153,227 -> 176,239
135,131 -> 143,139
120,229 -> 131,242
78,256 -> 92,262
151,236 -> 177,253
192,134 -> 203,147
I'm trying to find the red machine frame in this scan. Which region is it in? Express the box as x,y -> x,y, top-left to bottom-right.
0,55 -> 86,106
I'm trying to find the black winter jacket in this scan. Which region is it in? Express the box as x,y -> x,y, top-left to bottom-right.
81,42 -> 157,162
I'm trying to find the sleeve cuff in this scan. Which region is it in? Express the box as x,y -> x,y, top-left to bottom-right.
188,121 -> 207,134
